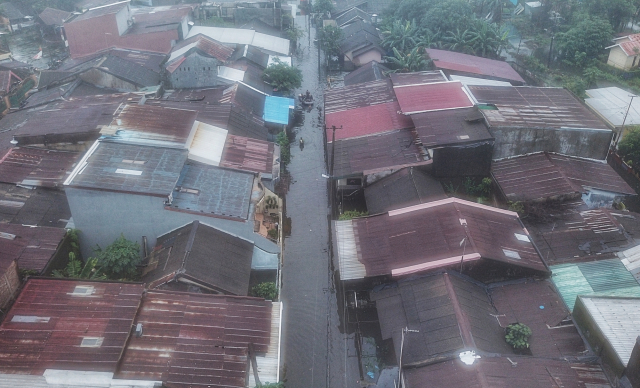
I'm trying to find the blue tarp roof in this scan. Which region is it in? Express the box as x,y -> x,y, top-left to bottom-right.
263,96 -> 295,125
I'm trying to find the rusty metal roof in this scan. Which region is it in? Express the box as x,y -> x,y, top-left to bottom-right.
142,220 -> 254,295
489,279 -> 586,358
324,79 -> 396,114
327,129 -> 428,178
220,83 -> 266,117
0,278 -> 145,375
492,152 -> 635,202
169,162 -> 254,219
343,61 -> 389,86
394,81 -> 474,115
168,33 -> 234,68
0,224 -> 66,273
469,86 -> 610,130
220,134 -> 275,175
364,167 -> 447,214
335,198 -> 547,280
0,147 -> 80,188
101,104 -> 198,147
389,70 -> 447,86
410,107 -> 493,147
426,48 -> 526,84
371,272 -> 511,366
404,358 -> 611,388
325,101 -> 414,141
0,183 -> 71,227
115,290 -> 272,388
66,141 -> 188,197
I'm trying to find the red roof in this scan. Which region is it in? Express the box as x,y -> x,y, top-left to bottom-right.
611,33 -> 640,56
0,224 -> 66,273
325,101 -> 414,141
0,147 -> 80,188
426,48 -> 526,84
116,290 -> 273,388
0,278 -> 145,375
394,81 -> 474,115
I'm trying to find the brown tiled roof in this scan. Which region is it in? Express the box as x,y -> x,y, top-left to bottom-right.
0,278 -> 145,375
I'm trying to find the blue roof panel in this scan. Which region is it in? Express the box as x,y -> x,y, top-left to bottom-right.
263,96 -> 294,125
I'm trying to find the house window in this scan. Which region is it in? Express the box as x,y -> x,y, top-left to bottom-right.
81,337 -> 104,347
71,285 -> 95,296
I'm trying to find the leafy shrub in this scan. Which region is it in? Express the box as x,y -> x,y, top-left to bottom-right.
267,228 -> 278,239
251,282 -> 278,300
276,131 -> 291,165
94,234 -> 141,280
338,210 -> 368,220
505,323 -> 532,349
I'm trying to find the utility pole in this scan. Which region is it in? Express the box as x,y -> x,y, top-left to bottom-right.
397,327 -> 419,388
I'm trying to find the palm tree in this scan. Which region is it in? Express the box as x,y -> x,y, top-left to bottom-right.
443,28 -> 474,54
416,28 -> 442,49
467,20 -> 509,58
385,47 -> 428,73
381,20 -> 419,53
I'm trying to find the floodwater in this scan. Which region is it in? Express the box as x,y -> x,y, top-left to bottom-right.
279,15 -> 362,388
5,27 -> 65,69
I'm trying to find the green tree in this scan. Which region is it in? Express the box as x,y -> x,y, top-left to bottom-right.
586,0 -> 634,31
416,28 -> 442,49
283,26 -> 305,43
386,0 -> 435,24
314,0 -> 334,16
466,20 -> 509,58
52,257 -> 107,280
422,0 -> 475,34
505,323 -> 532,350
262,59 -> 303,93
556,16 -> 614,68
385,46 -> 429,72
94,235 -> 141,280
443,28 -> 474,54
251,282 -> 278,300
319,25 -> 344,57
276,130 -> 291,165
618,126 -> 640,166
381,20 -> 419,53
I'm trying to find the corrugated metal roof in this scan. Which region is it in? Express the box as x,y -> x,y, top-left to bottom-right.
336,197 -> 546,280
248,301 -> 282,387
0,224 -> 66,273
371,273 -> 511,365
404,358 -> 611,388
0,147 -> 80,188
618,244 -> 640,282
142,220 -> 254,295
335,220 -> 365,280
364,167 -> 447,214
218,65 -> 245,82
324,79 -> 396,114
115,290 -> 273,388
101,104 -> 199,148
426,48 -> 525,84
339,20 -> 382,54
168,33 -> 234,65
492,152 -> 635,202
469,86 -> 610,130
450,74 -> 513,87
220,134 -> 276,175
410,106 -> 493,147
335,7 -> 370,26
66,141 -> 188,197
169,162 -> 254,219
551,258 -> 640,310
98,54 -> 161,87
187,26 -> 290,56
343,61 -> 389,86
0,278 -> 145,375
263,96 -> 294,125
0,183 -> 71,227
578,296 -> 640,366
394,81 -> 474,115
187,121 -> 228,166
585,86 -> 640,128
388,70 -> 447,86
325,101 -> 414,141
489,279 -> 586,358
220,83 -> 266,117
327,129 -> 428,178
526,205 -> 629,264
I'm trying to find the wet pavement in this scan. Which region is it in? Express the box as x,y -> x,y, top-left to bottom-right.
279,15 -> 362,388
5,28 -> 63,69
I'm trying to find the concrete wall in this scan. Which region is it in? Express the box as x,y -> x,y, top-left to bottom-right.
115,5 -> 131,36
490,126 -> 613,160
0,260 -> 19,309
607,46 -> 638,71
65,188 -> 279,260
80,68 -> 139,91
169,53 -> 221,88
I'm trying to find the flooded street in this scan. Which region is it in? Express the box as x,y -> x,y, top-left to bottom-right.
5,28 -> 65,69
279,15 -> 362,388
